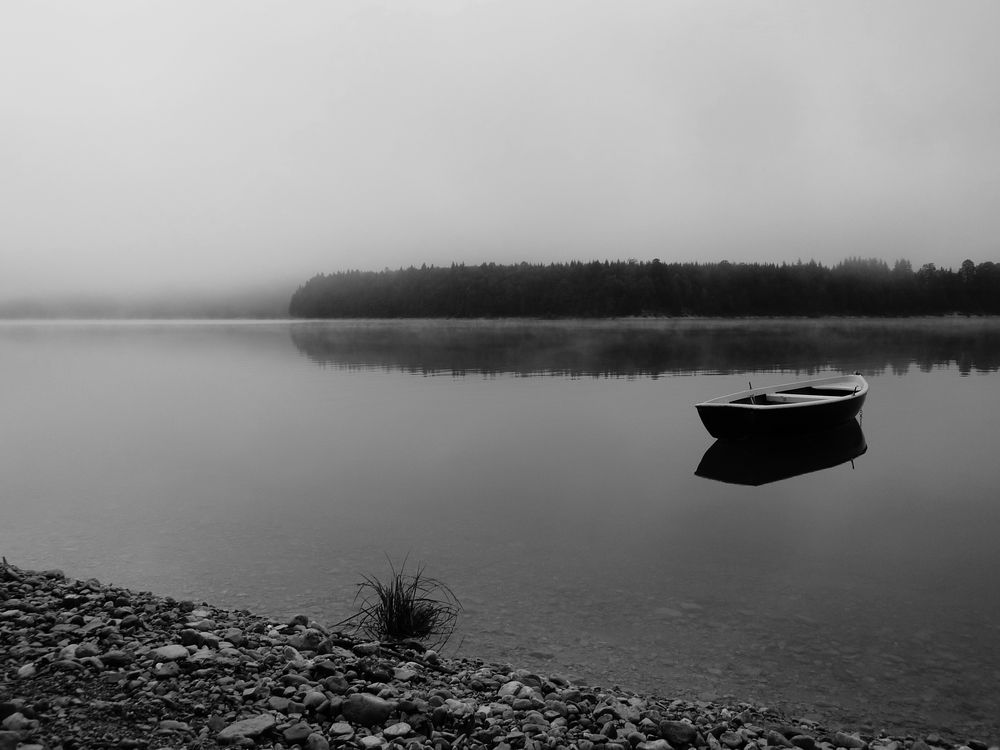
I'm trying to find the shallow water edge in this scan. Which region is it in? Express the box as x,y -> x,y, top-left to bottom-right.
2,561 -> 997,749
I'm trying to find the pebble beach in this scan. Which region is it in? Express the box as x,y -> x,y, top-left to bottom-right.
2,561 -> 996,750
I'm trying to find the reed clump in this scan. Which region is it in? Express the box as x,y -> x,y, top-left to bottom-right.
338,558 -> 461,650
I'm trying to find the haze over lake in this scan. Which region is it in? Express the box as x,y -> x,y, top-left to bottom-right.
2,318 -> 998,741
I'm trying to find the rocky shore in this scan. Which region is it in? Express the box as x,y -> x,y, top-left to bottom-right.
2,562 -> 996,750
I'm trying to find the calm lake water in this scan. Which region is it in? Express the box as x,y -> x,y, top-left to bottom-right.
2,318 -> 999,741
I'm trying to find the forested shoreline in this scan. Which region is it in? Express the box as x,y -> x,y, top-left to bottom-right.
289,258 -> 1000,318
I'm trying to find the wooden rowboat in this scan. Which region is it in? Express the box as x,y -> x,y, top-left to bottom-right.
695,373 -> 868,440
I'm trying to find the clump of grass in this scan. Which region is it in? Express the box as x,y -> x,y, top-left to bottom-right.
337,557 -> 461,650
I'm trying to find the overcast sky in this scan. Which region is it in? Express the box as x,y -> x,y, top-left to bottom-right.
2,0 -> 999,298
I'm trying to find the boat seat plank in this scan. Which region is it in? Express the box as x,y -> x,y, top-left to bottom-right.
766,393 -> 838,403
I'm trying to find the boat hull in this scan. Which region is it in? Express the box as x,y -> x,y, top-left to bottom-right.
695,375 -> 868,440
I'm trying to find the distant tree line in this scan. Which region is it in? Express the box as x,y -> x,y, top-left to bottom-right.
288,258 -> 1000,318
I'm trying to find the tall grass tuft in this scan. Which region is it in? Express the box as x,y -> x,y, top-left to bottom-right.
337,557 -> 461,650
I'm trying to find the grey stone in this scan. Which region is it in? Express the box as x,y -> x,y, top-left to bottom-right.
660,721 -> 698,747
303,690 -> 327,710
283,721 -> 314,744
178,628 -> 203,646
767,731 -> 795,748
283,645 -> 307,666
217,714 -> 277,743
342,693 -> 394,726
290,628 -> 326,651
312,659 -> 343,678
1,713 -> 34,731
329,722 -> 355,738
638,741 -> 675,750
834,733 -> 867,750
223,627 -> 245,646
499,680 -> 525,697
101,650 -> 132,668
267,696 -> 290,713
153,644 -> 190,661
154,660 -> 181,678
384,721 -> 412,739
75,641 -> 101,657
158,719 -> 193,733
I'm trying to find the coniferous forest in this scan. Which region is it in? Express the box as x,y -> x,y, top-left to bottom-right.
288,258 -> 1000,318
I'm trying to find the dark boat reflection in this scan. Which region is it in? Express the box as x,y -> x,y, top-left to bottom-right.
695,419 -> 867,486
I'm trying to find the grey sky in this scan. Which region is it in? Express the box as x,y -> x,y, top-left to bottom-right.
2,0 -> 999,297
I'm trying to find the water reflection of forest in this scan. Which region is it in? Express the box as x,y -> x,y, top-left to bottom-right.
289,318 -> 1000,377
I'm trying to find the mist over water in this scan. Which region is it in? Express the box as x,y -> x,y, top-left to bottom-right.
289,317 -> 1000,376
2,319 -> 998,741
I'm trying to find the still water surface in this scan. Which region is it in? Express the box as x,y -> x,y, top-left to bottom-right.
2,319 -> 999,740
